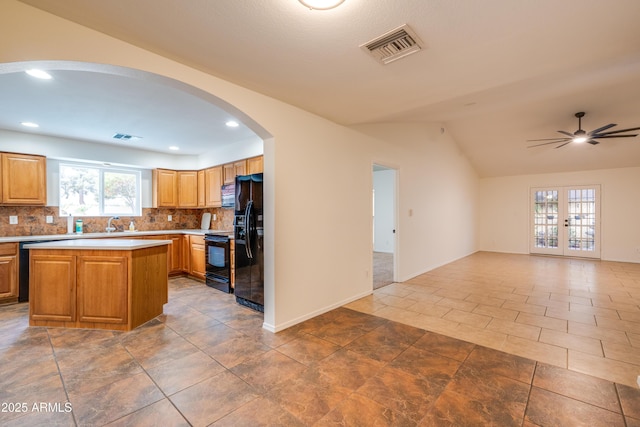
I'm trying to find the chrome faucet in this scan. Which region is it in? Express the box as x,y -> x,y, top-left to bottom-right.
106,216 -> 120,233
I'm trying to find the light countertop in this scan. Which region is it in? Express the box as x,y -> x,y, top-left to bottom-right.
0,229 -> 233,243
23,238 -> 172,250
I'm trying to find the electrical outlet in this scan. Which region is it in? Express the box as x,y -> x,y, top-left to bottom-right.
46,215 -> 53,224
637,375 -> 640,388
9,216 -> 18,225
213,213 -> 217,221
168,215 -> 172,222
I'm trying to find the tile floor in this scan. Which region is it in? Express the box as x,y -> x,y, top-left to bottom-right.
349,252 -> 640,389
0,252 -> 638,426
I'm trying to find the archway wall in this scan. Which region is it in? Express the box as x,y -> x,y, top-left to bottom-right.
1,1 -> 381,330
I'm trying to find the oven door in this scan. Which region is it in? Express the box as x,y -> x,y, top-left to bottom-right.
205,235 -> 231,293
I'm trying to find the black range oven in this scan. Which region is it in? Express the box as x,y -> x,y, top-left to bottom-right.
204,233 -> 232,293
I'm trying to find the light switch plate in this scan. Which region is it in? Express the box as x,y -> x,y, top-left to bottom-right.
46,215 -> 54,224
168,215 -> 172,222
9,215 -> 18,225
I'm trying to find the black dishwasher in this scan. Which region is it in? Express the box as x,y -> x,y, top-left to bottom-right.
18,240 -> 58,302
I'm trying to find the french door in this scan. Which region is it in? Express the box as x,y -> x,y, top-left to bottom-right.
530,185 -> 600,259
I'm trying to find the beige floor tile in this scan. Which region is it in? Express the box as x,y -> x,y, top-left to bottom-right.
405,301 -> 451,318
545,307 -> 596,325
602,341 -> 640,366
569,350 -> 640,388
443,309 -> 492,328
464,293 -> 505,307
502,335 -> 567,369
550,293 -> 592,305
453,324 -> 507,351
472,304 -> 519,321
569,303 -> 620,319
486,318 -> 541,341
502,301 -> 547,316
568,321 -> 630,346
516,312 -> 567,332
538,329 -> 603,357
436,297 -> 477,312
595,316 -> 640,334
375,294 -> 417,309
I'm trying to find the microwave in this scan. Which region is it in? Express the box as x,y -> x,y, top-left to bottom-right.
221,183 -> 235,208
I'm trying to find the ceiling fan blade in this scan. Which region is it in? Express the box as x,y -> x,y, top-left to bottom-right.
554,141 -> 573,149
587,139 -> 600,145
557,130 -> 575,137
589,134 -> 637,139
526,137 -> 571,142
588,123 -> 616,135
528,139 -> 571,148
593,126 -> 640,136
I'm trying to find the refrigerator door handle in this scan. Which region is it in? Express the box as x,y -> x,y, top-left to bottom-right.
245,200 -> 253,259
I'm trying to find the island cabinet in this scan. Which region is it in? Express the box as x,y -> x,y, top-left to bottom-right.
27,239 -> 170,331
0,243 -> 19,304
1,152 -> 47,205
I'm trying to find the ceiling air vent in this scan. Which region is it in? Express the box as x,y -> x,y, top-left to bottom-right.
360,24 -> 424,65
112,133 -> 141,141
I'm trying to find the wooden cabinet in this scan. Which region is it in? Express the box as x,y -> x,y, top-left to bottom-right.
189,235 -> 206,280
223,160 -> 247,184
1,152 -> 47,205
168,235 -> 182,275
177,171 -> 199,208
30,254 -> 76,322
204,166 -> 222,207
152,169 -> 178,207
0,243 -> 19,304
77,255 -> 128,324
181,235 -> 191,273
246,156 -> 263,174
29,244 -> 168,331
197,170 -> 205,208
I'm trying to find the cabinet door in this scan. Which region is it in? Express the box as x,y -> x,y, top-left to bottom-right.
1,153 -> 47,205
0,253 -> 18,300
189,235 -> 206,280
30,254 -> 76,322
204,166 -> 222,207
177,171 -> 199,208
77,255 -> 128,324
246,156 -> 263,174
181,235 -> 190,272
234,160 -> 247,178
169,235 -> 182,274
223,160 -> 247,184
153,169 -> 178,207
197,170 -> 205,207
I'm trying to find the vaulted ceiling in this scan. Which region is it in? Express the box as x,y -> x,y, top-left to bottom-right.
8,0 -> 640,177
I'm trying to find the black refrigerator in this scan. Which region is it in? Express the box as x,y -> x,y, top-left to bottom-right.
234,173 -> 264,312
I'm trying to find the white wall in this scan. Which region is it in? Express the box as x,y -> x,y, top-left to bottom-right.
373,169 -> 395,253
479,166 -> 640,263
1,1 -> 482,331
352,123 -> 480,281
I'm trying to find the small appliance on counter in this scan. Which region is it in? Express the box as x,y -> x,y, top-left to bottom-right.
234,173 -> 264,312
201,212 -> 212,230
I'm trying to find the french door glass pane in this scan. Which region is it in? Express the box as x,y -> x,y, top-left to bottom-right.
533,190 -> 558,249
567,188 -> 596,252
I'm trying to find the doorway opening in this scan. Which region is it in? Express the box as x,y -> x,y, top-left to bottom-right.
530,185 -> 601,259
373,164 -> 397,289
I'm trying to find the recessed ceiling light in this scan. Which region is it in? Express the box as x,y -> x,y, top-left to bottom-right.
299,0 -> 345,10
169,146 -> 180,151
25,69 -> 52,80
225,120 -> 239,128
21,122 -> 39,128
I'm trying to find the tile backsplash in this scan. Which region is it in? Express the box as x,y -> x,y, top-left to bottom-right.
0,206 -> 235,237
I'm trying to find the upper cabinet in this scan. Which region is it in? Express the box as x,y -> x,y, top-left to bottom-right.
1,152 -> 47,205
153,155 -> 261,209
223,160 -> 246,184
152,169 -> 178,207
177,171 -> 199,208
204,166 -> 222,207
246,156 -> 263,174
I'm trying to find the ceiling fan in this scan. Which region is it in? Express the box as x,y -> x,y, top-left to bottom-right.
527,112 -> 640,149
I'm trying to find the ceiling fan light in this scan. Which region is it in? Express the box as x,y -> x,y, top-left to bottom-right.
573,136 -> 587,143
299,0 -> 345,10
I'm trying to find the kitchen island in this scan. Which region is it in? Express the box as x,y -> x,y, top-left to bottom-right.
25,239 -> 171,331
